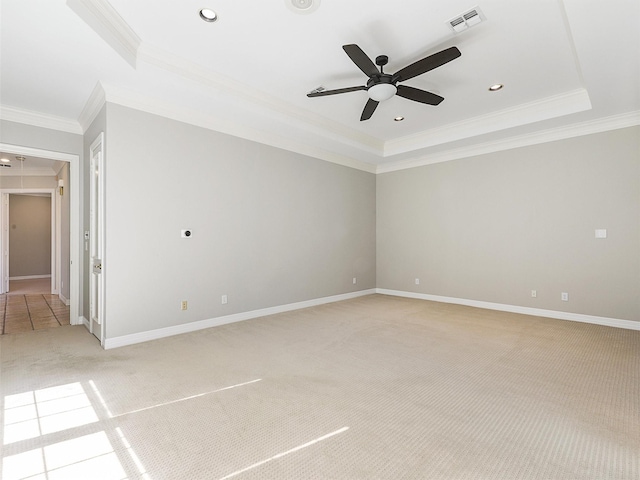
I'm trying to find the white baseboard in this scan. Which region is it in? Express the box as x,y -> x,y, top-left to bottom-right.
103,289 -> 377,349
376,289 -> 640,331
59,293 -> 70,306
9,275 -> 51,280
79,316 -> 89,327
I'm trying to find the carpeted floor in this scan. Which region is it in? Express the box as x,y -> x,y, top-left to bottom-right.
1,294 -> 638,479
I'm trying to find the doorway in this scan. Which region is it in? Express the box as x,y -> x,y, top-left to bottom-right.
0,143 -> 80,328
1,191 -> 57,295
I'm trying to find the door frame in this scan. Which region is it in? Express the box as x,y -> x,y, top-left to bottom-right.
89,132 -> 105,344
0,190 -> 57,294
0,143 -> 80,326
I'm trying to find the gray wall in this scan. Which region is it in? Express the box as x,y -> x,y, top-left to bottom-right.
0,176 -> 57,189
377,126 -> 640,322
104,104 -> 376,338
9,194 -> 51,277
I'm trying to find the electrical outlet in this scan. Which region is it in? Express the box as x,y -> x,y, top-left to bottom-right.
561,292 -> 569,301
181,300 -> 188,310
221,295 -> 228,305
352,277 -> 357,285
415,278 -> 420,285
531,290 -> 537,298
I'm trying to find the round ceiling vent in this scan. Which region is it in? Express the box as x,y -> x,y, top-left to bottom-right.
285,0 -> 320,14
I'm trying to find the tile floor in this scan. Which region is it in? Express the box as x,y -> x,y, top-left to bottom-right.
1,294 -> 71,335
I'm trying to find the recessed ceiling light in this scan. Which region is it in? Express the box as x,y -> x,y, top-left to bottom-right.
489,84 -> 504,91
394,116 -> 405,122
199,8 -> 218,22
285,0 -> 321,14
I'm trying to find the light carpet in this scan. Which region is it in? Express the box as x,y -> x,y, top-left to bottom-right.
1,294 -> 638,479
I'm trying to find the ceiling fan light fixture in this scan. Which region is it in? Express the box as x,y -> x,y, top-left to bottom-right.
368,83 -> 397,102
199,8 -> 218,22
0,158 -> 10,163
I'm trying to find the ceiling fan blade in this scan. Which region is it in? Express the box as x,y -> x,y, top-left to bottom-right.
360,98 -> 379,121
307,86 -> 366,97
343,44 -> 379,77
393,46 -> 461,83
396,85 -> 444,105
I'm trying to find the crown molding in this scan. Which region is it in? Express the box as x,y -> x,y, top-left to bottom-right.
78,82 -> 107,132
377,110 -> 640,174
137,43 -> 383,156
66,0 -> 140,68
101,84 -> 377,173
0,105 -> 82,134
384,88 -> 592,157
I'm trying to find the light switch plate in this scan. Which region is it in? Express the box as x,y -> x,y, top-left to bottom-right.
595,229 -> 607,239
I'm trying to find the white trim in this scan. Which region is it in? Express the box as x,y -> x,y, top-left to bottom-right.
376,289 -> 640,331
104,289 -> 376,349
384,89 -> 592,157
9,275 -> 52,280
81,316 -> 90,328
3,95 -> 637,178
0,143 -> 81,326
377,110 -> 640,173
66,0 -> 141,68
78,83 -> 107,133
0,105 -> 82,134
60,292 -> 70,306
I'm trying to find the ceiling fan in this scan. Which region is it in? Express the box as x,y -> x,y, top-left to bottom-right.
307,44 -> 461,121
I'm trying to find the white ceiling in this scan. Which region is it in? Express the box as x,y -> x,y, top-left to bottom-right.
1,0 -> 638,173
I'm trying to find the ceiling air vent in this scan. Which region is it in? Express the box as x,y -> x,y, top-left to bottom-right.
448,6 -> 485,33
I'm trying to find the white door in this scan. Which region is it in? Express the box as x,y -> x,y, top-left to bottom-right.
89,133 -> 105,343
